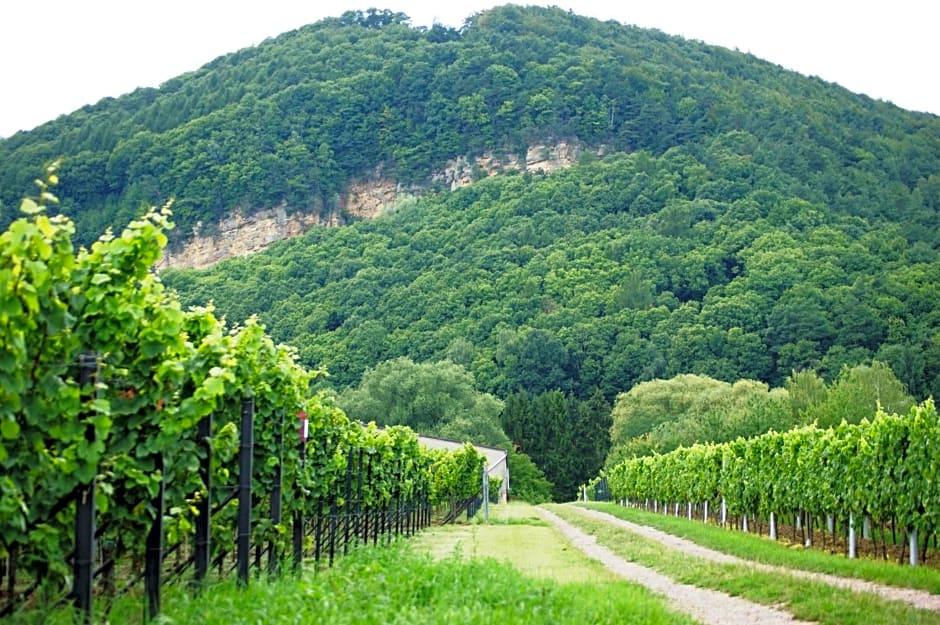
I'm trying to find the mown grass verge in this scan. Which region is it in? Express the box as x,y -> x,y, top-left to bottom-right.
414,501 -> 616,584
578,502 -> 940,594
9,538 -> 696,625
551,504 -> 940,625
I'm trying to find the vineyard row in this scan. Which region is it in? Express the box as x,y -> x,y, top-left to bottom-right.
599,399 -> 940,566
0,169 -> 487,621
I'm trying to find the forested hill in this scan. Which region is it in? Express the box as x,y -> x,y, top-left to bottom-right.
4,5 -> 940,403
1,6 -> 936,247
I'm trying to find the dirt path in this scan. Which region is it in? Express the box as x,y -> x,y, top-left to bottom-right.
570,505 -> 940,612
537,508 -> 813,625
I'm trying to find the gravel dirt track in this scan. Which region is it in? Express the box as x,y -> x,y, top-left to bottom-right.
569,505 -> 940,612
538,507 -> 814,625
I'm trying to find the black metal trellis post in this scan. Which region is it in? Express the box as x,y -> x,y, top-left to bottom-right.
328,495 -> 338,567
394,462 -> 403,538
343,448 -> 353,555
355,448 -> 364,547
6,546 -> 16,608
73,352 -> 98,624
314,497 -> 324,567
144,454 -> 165,622
293,411 -> 308,572
426,487 -> 431,528
237,396 -> 254,586
194,414 -> 212,586
268,411 -> 284,575
362,455 -> 373,543
375,496 -> 382,546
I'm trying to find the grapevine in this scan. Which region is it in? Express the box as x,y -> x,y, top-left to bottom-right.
0,167 -> 486,601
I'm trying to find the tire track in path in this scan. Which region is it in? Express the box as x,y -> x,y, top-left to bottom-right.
537,507 -> 814,625
572,505 -> 940,613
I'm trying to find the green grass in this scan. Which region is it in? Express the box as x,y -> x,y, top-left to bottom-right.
578,502 -> 940,593
550,504 -> 940,625
469,501 -> 551,526
7,534 -> 695,625
413,502 -> 616,584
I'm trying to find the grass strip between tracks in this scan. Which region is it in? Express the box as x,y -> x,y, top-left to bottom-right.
578,502 -> 940,594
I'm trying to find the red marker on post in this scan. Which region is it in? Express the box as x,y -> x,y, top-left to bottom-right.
297,411 -> 309,444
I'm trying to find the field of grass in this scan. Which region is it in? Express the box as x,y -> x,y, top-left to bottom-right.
552,504 -> 940,625
578,502 -> 940,593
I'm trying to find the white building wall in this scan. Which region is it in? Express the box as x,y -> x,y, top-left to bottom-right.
417,435 -> 509,504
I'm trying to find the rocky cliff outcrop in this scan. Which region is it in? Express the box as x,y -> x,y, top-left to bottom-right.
434,141 -> 586,190
157,205 -> 339,270
158,141 -> 590,271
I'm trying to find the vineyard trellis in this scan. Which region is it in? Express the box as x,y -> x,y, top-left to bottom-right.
0,165 -> 486,622
599,398 -> 940,567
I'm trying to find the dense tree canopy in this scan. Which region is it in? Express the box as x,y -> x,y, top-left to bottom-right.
605,364 -> 914,468
501,389 -> 610,501
1,5 -> 936,253
506,449 -> 554,504
337,357 -> 508,447
164,149 -> 939,401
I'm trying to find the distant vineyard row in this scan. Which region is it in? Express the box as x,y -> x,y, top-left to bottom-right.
602,398 -> 940,563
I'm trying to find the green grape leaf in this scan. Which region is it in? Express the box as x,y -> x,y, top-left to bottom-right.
1,418 -> 20,439
20,198 -> 41,214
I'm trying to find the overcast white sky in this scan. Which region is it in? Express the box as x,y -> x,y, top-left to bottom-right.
1,1 -> 937,138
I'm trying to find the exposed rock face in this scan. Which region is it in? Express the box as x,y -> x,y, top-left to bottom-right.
341,177 -> 402,220
158,141 -> 589,271
433,141 -> 585,190
157,205 -> 340,270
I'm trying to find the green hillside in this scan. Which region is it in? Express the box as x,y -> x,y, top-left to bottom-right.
2,6 -> 936,248
2,6 -> 939,440
165,149 -> 938,401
